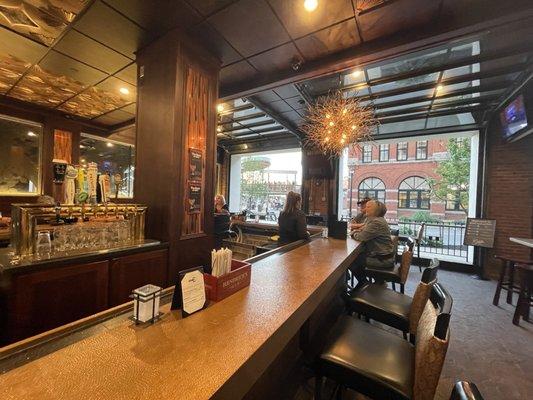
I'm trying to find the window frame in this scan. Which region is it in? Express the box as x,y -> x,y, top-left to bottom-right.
379,144 -> 389,162
445,190 -> 466,211
0,113 -> 43,196
398,189 -> 430,209
362,145 -> 372,163
396,142 -> 408,161
415,140 -> 428,160
358,177 -> 386,203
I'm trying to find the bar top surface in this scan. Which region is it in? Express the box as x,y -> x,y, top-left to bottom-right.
510,237 -> 533,248
0,237 -> 360,400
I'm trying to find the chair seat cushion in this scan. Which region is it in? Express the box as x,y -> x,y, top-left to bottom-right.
366,264 -> 401,283
344,284 -> 412,332
318,316 -> 414,400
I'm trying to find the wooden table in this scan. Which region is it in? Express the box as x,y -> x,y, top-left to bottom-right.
0,238 -> 360,400
510,237 -> 533,248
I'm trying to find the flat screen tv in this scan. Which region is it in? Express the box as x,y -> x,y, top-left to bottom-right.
499,94 -> 531,142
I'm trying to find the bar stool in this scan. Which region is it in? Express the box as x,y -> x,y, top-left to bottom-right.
314,283 -> 452,400
492,255 -> 533,306
345,262 -> 439,343
366,238 -> 418,294
513,263 -> 532,326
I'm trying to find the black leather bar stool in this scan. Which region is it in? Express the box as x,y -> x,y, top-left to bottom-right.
493,255 -> 533,306
513,263 -> 532,326
314,283 -> 452,400
365,239 -> 419,294
345,262 -> 438,343
450,381 -> 485,400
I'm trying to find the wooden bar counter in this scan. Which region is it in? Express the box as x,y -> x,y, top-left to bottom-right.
0,237 -> 361,400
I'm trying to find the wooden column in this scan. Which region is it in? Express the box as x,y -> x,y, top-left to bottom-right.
135,30 -> 219,285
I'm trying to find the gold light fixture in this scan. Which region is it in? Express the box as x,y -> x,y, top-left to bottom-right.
302,91 -> 378,157
304,0 -> 318,12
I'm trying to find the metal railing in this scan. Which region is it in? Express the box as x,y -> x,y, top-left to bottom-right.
387,218 -> 468,260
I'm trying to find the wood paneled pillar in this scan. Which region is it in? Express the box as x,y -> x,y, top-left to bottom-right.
135,30 -> 220,285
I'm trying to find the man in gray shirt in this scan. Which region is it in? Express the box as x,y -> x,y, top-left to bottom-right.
349,200 -> 395,288
349,197 -> 370,231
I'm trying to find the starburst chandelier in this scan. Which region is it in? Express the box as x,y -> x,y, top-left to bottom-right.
302,91 -> 378,156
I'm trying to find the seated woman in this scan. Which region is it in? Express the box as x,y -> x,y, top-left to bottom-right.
278,191 -> 310,245
349,200 -> 395,288
214,194 -> 229,214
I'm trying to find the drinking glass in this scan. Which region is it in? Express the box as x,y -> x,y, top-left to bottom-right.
36,231 -> 52,256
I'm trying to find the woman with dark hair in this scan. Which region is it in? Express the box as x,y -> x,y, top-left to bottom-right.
278,191 -> 310,245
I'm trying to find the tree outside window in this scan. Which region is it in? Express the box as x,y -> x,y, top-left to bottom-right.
429,138 -> 471,214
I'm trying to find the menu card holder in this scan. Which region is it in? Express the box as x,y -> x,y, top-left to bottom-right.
171,267 -> 208,318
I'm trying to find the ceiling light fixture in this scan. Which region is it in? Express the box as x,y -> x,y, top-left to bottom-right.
27,131 -> 36,137
217,104 -> 225,113
351,69 -> 362,78
436,84 -> 443,92
304,0 -> 318,12
217,127 -> 222,132
119,87 -> 130,95
106,142 -> 114,147
302,90 -> 378,157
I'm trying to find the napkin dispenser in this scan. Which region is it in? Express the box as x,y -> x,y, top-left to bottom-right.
328,218 -> 347,240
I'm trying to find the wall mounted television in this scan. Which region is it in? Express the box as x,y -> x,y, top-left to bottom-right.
500,92 -> 533,143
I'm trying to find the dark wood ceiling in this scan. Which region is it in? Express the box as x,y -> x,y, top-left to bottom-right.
0,0 -> 532,132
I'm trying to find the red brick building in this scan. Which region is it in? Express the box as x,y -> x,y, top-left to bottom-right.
343,138 -> 468,221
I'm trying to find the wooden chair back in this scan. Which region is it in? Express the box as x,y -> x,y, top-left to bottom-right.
413,283 -> 452,400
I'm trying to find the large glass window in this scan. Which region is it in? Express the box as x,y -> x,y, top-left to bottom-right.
379,144 -> 389,162
446,190 -> 466,211
0,114 -> 42,195
228,149 -> 302,217
397,142 -> 408,161
416,140 -> 428,160
358,177 -> 386,202
79,134 -> 135,198
362,145 -> 372,163
398,176 -> 430,209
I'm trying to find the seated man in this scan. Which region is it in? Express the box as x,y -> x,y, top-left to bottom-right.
349,200 -> 395,288
349,197 -> 370,231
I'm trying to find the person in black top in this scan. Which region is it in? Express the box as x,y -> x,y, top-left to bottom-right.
278,191 -> 310,245
214,194 -> 229,214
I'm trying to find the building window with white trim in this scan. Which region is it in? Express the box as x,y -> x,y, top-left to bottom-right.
416,140 -> 428,160
397,142 -> 408,161
362,145 -> 372,163
398,176 -> 430,209
358,177 -> 386,202
379,144 -> 389,162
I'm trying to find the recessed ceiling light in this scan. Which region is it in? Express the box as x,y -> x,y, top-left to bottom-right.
304,0 -> 318,12
27,131 -> 36,137
351,69 -> 362,78
106,142 -> 114,147
217,104 -> 225,113
119,87 -> 129,95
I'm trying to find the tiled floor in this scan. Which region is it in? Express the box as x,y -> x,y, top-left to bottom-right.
293,269 -> 533,400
